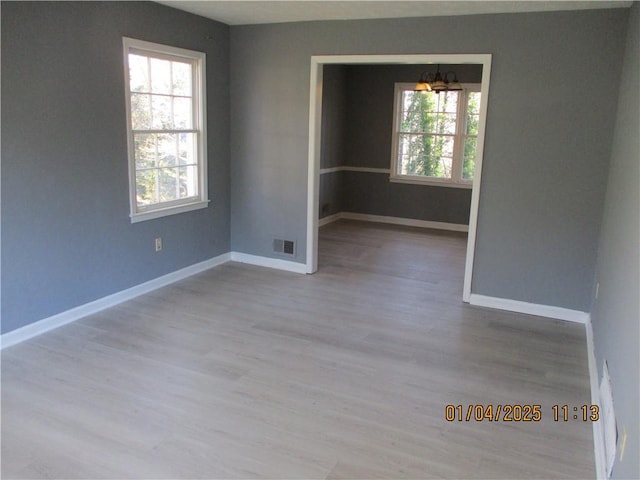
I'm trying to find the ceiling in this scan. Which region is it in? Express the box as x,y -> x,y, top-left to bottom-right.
156,1 -> 632,26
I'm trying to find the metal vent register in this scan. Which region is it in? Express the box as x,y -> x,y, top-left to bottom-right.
273,238 -> 295,256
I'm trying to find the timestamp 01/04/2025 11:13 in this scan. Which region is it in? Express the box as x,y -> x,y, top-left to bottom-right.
444,404 -> 600,422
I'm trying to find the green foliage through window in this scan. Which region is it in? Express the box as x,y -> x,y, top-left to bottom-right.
393,84 -> 481,185
124,37 -> 207,222
129,53 -> 198,207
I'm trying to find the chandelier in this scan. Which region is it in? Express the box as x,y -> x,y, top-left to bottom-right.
414,65 -> 462,94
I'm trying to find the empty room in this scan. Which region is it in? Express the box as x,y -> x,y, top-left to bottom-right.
1,1 -> 638,479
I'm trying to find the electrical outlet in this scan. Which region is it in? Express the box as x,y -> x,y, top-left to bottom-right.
155,237 -> 163,252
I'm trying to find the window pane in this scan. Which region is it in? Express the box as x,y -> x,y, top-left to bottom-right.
178,133 -> 196,166
436,135 -> 455,158
437,114 -> 457,135
128,54 -> 149,92
133,133 -> 198,203
435,156 -> 453,178
173,97 -> 192,129
438,91 -> 459,113
130,93 -> 151,129
463,136 -> 477,180
149,58 -> 171,94
397,133 -> 423,157
400,91 -> 460,136
402,91 -> 419,112
157,133 -> 178,167
467,92 -> 481,115
424,92 -> 441,114
178,165 -> 198,198
136,169 -> 157,206
401,107 -> 419,131
172,61 -> 192,96
402,108 -> 437,133
401,92 -> 438,133
397,133 -> 453,178
398,134 -> 423,175
466,113 -> 479,136
401,92 -> 422,126
158,168 -> 178,202
151,95 -> 172,129
134,133 -> 156,169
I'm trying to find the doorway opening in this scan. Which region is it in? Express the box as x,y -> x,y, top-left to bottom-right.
306,54 -> 492,302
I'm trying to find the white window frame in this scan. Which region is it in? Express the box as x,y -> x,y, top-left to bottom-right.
390,82 -> 481,188
123,37 -> 208,223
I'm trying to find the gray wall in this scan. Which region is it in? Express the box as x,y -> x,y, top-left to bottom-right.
230,9 -> 627,311
1,1 -> 230,334
319,65 -> 347,218
342,171 -> 472,224
319,172 -> 343,218
592,3 -> 639,479
320,65 -> 348,170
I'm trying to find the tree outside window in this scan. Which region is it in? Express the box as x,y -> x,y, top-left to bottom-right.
391,83 -> 481,187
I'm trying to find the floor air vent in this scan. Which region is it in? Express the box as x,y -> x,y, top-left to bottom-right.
273,238 -> 295,256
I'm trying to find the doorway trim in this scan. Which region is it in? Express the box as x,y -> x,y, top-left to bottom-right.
306,54 -> 492,302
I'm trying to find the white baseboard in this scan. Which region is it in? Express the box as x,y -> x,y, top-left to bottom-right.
230,252 -> 307,274
319,211 -> 469,232
0,253 -> 232,350
586,320 -> 606,480
318,213 -> 342,227
469,294 -> 590,324
1,250 -> 309,350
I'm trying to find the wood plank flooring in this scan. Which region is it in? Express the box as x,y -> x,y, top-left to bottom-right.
1,220 -> 595,479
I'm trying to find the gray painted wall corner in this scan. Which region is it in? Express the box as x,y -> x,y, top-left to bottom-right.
591,3 -> 640,479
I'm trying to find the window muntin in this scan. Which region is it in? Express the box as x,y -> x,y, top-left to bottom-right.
123,38 -> 207,223
391,83 -> 481,187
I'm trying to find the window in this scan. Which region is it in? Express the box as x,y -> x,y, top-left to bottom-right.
390,83 -> 481,187
123,37 -> 208,223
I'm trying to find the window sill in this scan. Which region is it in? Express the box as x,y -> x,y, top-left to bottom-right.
389,176 -> 473,189
130,200 -> 210,223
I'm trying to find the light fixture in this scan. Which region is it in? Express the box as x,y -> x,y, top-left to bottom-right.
414,72 -> 432,92
414,65 -> 462,94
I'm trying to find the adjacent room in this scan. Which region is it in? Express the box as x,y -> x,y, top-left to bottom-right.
2,1 -> 638,479
316,61 -> 481,294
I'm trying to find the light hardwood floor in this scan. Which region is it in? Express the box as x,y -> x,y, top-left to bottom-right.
1,220 -> 595,479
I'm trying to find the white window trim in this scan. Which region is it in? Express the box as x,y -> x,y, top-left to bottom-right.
389,82 -> 480,189
123,37 -> 209,223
